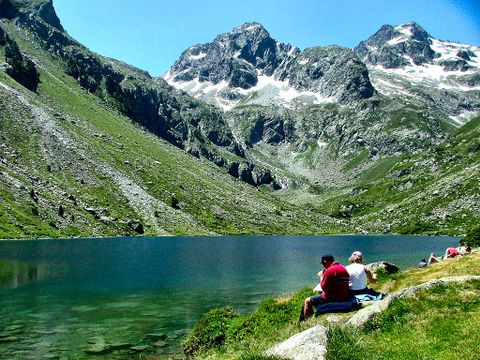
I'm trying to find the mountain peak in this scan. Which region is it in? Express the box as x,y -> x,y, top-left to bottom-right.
354,21 -> 434,68
232,22 -> 267,34
393,21 -> 430,42
214,21 -> 272,46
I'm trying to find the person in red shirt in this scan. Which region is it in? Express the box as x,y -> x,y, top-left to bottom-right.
302,254 -> 351,320
445,247 -> 459,258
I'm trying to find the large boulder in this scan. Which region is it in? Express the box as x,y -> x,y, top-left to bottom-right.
367,261 -> 400,275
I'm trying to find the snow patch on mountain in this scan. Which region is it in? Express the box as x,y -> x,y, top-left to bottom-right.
395,24 -> 414,38
367,36 -> 480,94
430,38 -> 480,65
449,110 -> 479,125
372,63 -> 480,89
163,71 -> 334,111
189,52 -> 207,60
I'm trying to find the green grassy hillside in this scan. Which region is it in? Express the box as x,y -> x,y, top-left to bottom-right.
279,114 -> 480,235
0,12 -> 347,239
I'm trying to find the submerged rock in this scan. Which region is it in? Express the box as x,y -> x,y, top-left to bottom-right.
145,333 -> 167,340
153,340 -> 168,348
130,345 -> 150,352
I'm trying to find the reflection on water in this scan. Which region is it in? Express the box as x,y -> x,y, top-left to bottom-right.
0,259 -> 49,289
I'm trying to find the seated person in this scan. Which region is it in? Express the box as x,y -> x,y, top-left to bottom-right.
456,245 -> 470,256
445,246 -> 460,258
418,258 -> 428,268
428,253 -> 441,265
302,254 -> 350,320
346,251 -> 381,297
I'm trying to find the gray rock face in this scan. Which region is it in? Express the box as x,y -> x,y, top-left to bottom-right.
170,22 -> 294,90
280,46 -> 375,103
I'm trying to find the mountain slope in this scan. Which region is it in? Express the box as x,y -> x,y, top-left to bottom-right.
300,114 -> 480,235
0,1 -> 478,238
164,22 -> 466,191
0,0 -> 347,239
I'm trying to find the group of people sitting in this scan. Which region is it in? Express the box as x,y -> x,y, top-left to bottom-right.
301,251 -> 382,321
418,244 -> 472,268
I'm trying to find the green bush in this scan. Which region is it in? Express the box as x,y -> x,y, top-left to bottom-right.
460,226 -> 480,248
182,307 -> 240,356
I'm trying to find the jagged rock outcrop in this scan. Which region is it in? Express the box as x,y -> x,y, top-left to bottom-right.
169,22 -> 295,89
277,46 -> 375,103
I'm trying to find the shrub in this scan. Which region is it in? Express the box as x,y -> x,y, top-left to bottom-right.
460,226 -> 480,248
182,307 -> 240,356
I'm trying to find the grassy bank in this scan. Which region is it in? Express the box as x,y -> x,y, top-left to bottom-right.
180,252 -> 480,360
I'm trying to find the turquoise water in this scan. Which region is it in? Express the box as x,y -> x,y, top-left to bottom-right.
0,235 -> 458,359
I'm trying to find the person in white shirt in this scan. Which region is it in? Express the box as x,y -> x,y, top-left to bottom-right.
346,251 -> 381,296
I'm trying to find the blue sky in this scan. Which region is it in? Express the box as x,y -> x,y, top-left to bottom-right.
54,0 -> 480,77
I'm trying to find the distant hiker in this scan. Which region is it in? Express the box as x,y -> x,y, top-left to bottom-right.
346,251 -> 382,297
418,258 -> 428,268
301,254 -> 350,321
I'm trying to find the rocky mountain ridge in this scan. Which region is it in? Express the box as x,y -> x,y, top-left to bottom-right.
165,21 -> 480,124
163,22 -> 375,110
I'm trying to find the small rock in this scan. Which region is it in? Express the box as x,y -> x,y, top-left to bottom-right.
85,344 -> 112,355
367,261 -> 400,275
109,343 -> 132,351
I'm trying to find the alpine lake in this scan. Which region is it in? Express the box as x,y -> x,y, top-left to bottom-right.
0,234 -> 459,359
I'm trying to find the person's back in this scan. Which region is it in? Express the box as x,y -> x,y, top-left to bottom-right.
346,262 -> 367,290
321,262 -> 350,301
